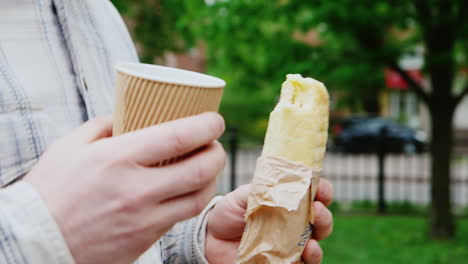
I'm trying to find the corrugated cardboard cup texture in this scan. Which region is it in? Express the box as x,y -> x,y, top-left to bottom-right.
113,63 -> 225,165
113,63 -> 224,136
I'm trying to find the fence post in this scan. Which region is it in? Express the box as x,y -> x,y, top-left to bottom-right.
229,128 -> 238,191
377,126 -> 388,214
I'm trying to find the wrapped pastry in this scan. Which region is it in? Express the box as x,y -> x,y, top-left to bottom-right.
237,74 -> 329,264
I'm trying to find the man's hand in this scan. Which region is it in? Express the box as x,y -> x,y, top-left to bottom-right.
206,180 -> 333,264
24,113 -> 226,264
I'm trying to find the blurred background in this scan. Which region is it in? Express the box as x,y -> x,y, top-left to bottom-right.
111,0 -> 468,263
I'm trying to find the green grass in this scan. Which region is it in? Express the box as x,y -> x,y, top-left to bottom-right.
341,200 -> 429,215
321,214 -> 468,264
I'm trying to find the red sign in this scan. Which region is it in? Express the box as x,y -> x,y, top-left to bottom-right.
385,69 -> 423,90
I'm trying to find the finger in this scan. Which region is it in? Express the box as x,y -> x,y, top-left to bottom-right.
207,184 -> 250,240
311,201 -> 333,241
315,178 -> 333,206
229,184 -> 250,210
148,141 -> 226,201
154,177 -> 217,226
302,239 -> 323,264
111,112 -> 225,165
62,116 -> 113,145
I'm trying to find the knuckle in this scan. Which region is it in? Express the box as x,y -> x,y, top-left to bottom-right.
192,163 -> 212,189
213,142 -> 227,167
238,184 -> 251,192
313,202 -> 333,240
192,195 -> 207,216
180,207 -> 197,220
88,116 -> 111,127
87,117 -> 102,127
114,184 -> 151,214
206,142 -> 226,171
328,220 -> 334,236
184,201 -> 201,219
213,141 -> 225,154
210,113 -> 225,134
314,202 -> 330,225
183,191 -> 212,219
231,184 -> 250,207
320,179 -> 334,205
327,192 -> 334,206
95,143 -> 134,170
170,129 -> 189,154
311,245 -> 323,263
95,150 -> 123,171
324,206 -> 333,224
305,240 -> 323,264
116,192 -> 143,214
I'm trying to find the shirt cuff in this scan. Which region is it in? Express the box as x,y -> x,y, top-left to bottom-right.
185,196 -> 223,264
152,195 -> 225,263
0,181 -> 75,264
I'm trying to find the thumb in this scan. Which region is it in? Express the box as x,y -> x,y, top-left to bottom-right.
215,184 -> 250,217
227,184 -> 250,211
208,184 -> 251,240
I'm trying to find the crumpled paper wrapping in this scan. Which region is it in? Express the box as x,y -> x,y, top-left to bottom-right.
237,156 -> 321,264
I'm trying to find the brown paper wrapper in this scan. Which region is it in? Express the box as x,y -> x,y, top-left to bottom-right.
237,156 -> 320,264
113,67 -> 224,136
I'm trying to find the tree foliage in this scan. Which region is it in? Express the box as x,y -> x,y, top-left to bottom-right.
111,0 -> 204,62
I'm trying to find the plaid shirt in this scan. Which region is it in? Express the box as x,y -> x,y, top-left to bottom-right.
0,0 -> 212,263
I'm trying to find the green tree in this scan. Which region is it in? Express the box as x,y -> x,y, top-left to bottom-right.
110,0 -> 203,62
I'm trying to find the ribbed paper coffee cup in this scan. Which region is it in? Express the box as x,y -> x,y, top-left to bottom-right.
113,63 -> 225,165
114,63 -> 225,135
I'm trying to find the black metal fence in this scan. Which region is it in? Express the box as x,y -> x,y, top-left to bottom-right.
218,132 -> 468,211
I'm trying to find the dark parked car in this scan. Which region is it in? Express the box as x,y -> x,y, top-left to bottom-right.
332,117 -> 427,154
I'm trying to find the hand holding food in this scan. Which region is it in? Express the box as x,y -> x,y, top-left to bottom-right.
237,74 -> 330,263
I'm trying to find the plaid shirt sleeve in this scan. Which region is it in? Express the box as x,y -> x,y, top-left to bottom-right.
0,180 -> 222,264
0,0 -> 221,262
0,182 -> 75,264
160,196 -> 223,264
